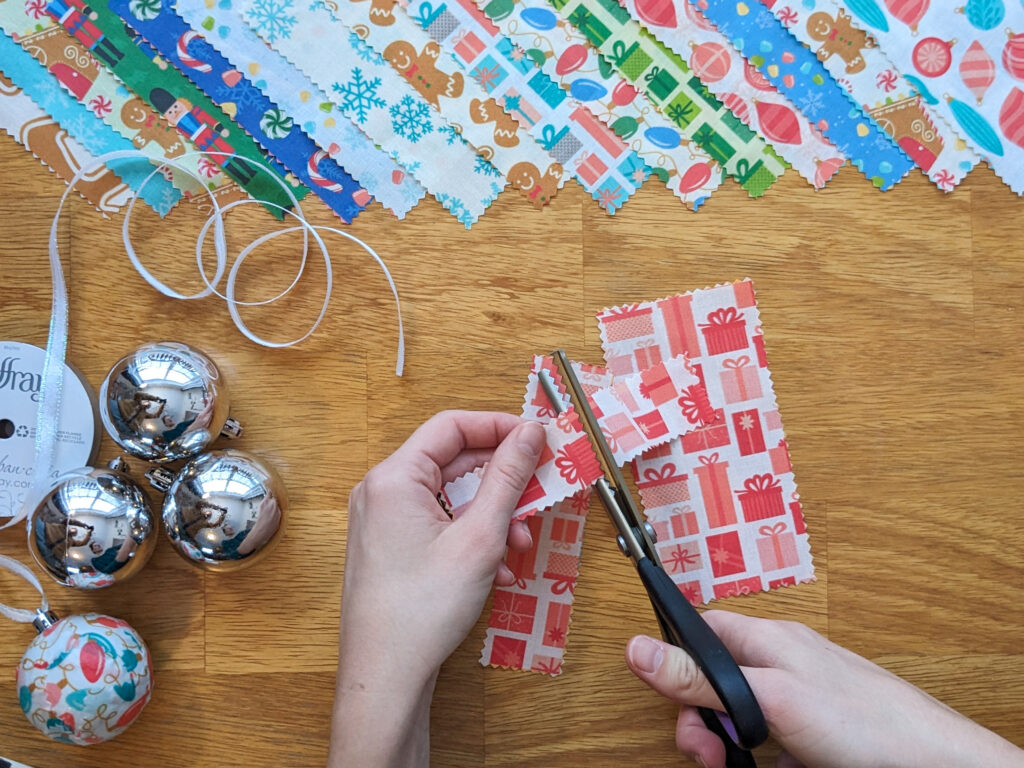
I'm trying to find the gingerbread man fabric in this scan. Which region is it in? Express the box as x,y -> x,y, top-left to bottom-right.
806,10 -> 875,75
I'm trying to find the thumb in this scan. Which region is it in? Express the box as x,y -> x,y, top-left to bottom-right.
626,635 -> 725,710
455,420 -> 545,555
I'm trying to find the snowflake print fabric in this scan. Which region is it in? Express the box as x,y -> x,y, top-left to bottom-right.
766,0 -> 978,191
241,0 -> 502,227
0,33 -> 180,215
682,0 -> 913,190
174,1 -> 426,219
408,0 -> 648,213
475,0 -> 723,208
389,95 -> 434,141
837,0 -> 1024,195
247,0 -> 296,42
322,0 -> 569,209
597,280 -> 814,607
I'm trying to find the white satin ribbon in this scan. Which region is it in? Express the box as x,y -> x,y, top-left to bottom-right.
2,150 -> 405,532
0,554 -> 49,624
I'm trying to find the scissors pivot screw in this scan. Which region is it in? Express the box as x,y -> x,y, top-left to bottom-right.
615,534 -> 630,557
643,522 -> 657,543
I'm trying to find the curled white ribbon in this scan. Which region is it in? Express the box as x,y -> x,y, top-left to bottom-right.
2,150 -> 405,532
0,554 -> 49,624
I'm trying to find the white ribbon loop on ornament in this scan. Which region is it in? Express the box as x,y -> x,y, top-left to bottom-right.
0,554 -> 49,624
2,149 -> 406,533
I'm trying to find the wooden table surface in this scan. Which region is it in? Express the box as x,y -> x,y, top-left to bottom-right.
1,138 -> 1023,767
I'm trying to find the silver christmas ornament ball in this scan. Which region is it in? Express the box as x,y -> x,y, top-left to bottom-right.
99,341 -> 241,464
28,459 -> 157,589
158,450 -> 287,571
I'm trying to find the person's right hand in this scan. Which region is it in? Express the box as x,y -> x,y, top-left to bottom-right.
625,611 -> 1024,768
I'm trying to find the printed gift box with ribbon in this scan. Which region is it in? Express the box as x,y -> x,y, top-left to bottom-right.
639,360 -> 678,406
601,412 -> 645,456
737,473 -> 786,522
719,355 -> 762,403
542,602 -> 572,649
756,522 -> 799,571
454,30 -> 487,64
489,590 -> 538,633
633,340 -> 662,371
643,65 -> 678,103
575,151 -> 608,186
732,408 -> 766,456
658,543 -> 702,575
693,453 -> 736,528
706,530 -> 745,578
543,551 -> 578,595
635,464 -> 690,508
611,39 -> 653,81
489,634 -> 527,668
651,505 -> 699,540
550,516 -> 581,549
713,575 -> 762,600
700,307 -> 749,355
769,439 -> 792,475
600,303 -> 655,343
681,407 -> 730,454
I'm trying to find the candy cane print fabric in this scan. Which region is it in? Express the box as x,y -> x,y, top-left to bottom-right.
766,0 -> 979,191
324,0 -> 569,209
541,0 -> 787,196
240,0 -> 502,226
836,0 -> 1024,195
476,0 -> 723,207
408,0 -> 649,212
597,280 -> 814,605
174,0 -> 427,219
620,0 -> 847,188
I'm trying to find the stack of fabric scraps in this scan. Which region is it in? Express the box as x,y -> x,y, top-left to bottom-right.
442,279 -> 814,675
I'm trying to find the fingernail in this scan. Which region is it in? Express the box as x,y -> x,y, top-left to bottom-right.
628,635 -> 664,674
516,421 -> 545,458
518,519 -> 533,548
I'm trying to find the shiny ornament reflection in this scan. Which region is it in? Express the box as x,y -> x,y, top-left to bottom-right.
99,341 -> 241,464
161,450 -> 286,571
28,461 -> 156,589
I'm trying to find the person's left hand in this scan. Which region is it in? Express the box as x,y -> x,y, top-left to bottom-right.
337,410 -> 544,693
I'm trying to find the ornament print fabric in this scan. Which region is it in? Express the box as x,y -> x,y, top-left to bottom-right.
0,34 -> 180,215
686,0 -> 913,189
443,353 -> 701,520
542,0 -> 786,195
110,0 -> 374,222
477,0 -> 723,207
240,0 -> 502,227
327,0 -> 569,209
175,0 -> 427,219
837,0 -> 1024,195
767,0 -> 979,191
0,1 -> 214,199
409,0 -> 648,212
481,491 -> 591,675
0,71 -> 131,214
597,280 -> 814,605
621,0 -> 846,188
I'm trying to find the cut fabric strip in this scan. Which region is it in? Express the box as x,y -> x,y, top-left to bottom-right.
109,0 -> 372,223
597,280 -> 814,606
476,0 -> 723,207
540,0 -> 786,196
0,71 -> 131,215
0,1 -> 225,198
174,0 -> 426,219
685,0 -> 912,189
766,1 -> 978,191
837,0 -> 1024,195
407,0 -> 648,212
0,34 -> 179,215
619,0 -> 846,188
240,0 -> 502,228
328,0 -> 569,209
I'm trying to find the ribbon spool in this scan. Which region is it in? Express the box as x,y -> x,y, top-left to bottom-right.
0,554 -> 153,745
10,148 -> 405,533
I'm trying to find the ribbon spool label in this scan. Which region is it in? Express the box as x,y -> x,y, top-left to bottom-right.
0,341 -> 98,522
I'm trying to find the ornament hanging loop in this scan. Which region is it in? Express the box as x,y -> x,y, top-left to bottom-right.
0,554 -> 52,628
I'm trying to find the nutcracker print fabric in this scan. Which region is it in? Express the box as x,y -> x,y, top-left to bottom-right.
835,0 -> 1024,195
597,280 -> 814,605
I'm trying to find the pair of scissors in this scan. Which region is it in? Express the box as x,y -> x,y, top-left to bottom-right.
538,350 -> 769,767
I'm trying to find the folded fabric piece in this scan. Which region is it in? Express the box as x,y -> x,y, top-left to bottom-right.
443,353 -> 700,520
0,2 -> 213,198
765,0 -> 978,191
836,0 -> 1024,195
329,0 -> 569,209
0,71 -> 131,214
110,0 -> 374,222
597,280 -> 814,605
240,0 -> 502,227
540,0 -> 786,196
0,33 -> 179,214
686,0 -> 912,190
620,0 -> 846,188
477,0 -> 723,208
408,0 -> 648,212
480,490 -> 591,675
175,0 -> 426,219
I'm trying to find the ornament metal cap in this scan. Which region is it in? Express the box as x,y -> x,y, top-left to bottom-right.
145,466 -> 175,493
220,417 -> 243,440
32,608 -> 59,633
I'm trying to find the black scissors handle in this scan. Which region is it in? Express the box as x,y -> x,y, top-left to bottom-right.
637,557 -> 768,760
